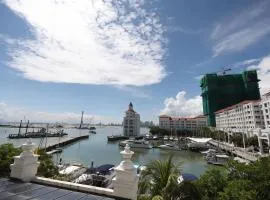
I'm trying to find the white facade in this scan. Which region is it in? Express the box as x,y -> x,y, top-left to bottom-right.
159,115 -> 207,131
215,100 -> 265,135
261,92 -> 270,129
123,102 -> 140,137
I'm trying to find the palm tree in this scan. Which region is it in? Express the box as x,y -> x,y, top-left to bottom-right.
138,155 -> 201,200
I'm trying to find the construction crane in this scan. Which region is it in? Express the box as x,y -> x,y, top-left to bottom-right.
220,67 -> 231,75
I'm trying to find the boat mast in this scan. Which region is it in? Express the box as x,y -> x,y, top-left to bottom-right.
18,120 -> 22,136
25,120 -> 29,136
79,111 -> 84,129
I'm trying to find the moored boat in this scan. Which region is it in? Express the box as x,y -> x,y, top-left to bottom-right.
158,143 -> 181,151
73,164 -> 115,188
107,135 -> 129,141
206,154 -> 230,166
119,139 -> 152,149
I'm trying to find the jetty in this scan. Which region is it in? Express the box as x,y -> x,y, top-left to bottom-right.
42,134 -> 89,152
209,140 -> 259,162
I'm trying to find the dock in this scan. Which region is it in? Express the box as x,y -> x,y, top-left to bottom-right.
43,134 -> 89,152
209,140 -> 259,162
46,149 -> 63,155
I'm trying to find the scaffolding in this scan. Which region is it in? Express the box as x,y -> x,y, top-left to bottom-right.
200,70 -> 260,126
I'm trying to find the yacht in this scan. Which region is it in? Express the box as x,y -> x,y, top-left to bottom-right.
73,164 -> 115,188
59,165 -> 87,179
152,135 -> 159,140
200,149 -> 216,155
187,137 -> 212,151
164,136 -> 169,140
206,154 -> 230,166
158,143 -> 181,151
144,134 -> 153,140
119,139 -> 152,149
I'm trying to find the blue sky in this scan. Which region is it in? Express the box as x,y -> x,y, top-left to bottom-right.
1,0 -> 270,123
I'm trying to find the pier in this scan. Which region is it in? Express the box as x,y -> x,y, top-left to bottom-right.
42,134 -> 89,152
209,140 -> 259,162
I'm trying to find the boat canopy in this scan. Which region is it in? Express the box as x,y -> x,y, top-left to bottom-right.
187,137 -> 212,143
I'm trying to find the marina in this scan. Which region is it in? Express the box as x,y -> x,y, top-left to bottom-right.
0,126 -> 209,177
209,140 -> 259,162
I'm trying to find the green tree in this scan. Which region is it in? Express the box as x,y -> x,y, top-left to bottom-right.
196,168 -> 228,200
149,126 -> 169,136
36,149 -> 59,178
0,143 -> 22,177
218,180 -> 256,200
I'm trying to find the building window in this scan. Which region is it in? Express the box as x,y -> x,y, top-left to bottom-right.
265,103 -> 267,107
266,109 -> 269,113
267,115 -> 269,119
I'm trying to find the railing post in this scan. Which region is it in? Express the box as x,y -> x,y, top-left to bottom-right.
10,139 -> 39,182
112,144 -> 139,200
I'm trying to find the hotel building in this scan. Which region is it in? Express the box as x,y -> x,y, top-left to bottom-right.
215,100 -> 265,135
159,115 -> 207,131
123,102 -> 140,137
261,92 -> 270,129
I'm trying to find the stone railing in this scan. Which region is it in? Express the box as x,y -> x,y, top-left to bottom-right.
10,139 -> 139,200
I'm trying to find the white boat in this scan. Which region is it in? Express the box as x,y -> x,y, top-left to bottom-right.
158,143 -> 181,151
153,135 -> 159,140
164,136 -> 169,140
206,154 -> 230,166
187,138 -> 212,151
169,136 -> 174,141
144,134 -> 153,140
119,139 -> 152,149
59,165 -> 87,178
74,164 -> 115,188
200,149 -> 216,155
233,157 -> 250,164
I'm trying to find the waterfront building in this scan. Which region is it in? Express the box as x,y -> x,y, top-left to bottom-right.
200,70 -> 260,126
261,92 -> 270,128
215,100 -> 265,136
123,102 -> 140,137
159,115 -> 207,131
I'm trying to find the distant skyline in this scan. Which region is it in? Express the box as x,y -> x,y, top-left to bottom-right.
1,0 -> 270,123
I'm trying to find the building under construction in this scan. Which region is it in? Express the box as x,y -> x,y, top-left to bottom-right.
200,70 -> 260,126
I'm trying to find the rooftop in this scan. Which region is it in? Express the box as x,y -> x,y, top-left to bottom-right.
159,115 -> 206,120
0,178 -> 116,200
215,100 -> 261,114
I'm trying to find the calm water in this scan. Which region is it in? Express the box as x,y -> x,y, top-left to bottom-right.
0,126 -> 209,177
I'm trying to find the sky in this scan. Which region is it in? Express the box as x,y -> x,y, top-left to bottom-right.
1,0 -> 270,124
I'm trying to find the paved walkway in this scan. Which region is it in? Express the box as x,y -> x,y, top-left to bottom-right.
0,178 -> 115,200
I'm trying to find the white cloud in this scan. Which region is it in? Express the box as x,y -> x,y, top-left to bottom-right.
247,55 -> 270,94
0,102 -> 118,124
194,75 -> 203,80
160,91 -> 203,117
211,1 -> 270,56
114,85 -> 151,99
1,0 -> 167,86
168,26 -> 201,35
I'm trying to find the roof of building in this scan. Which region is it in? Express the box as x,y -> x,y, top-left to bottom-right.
215,100 -> 261,114
0,178 -> 116,200
159,115 -> 206,120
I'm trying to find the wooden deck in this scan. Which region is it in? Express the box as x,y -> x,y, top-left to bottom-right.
0,178 -> 116,200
